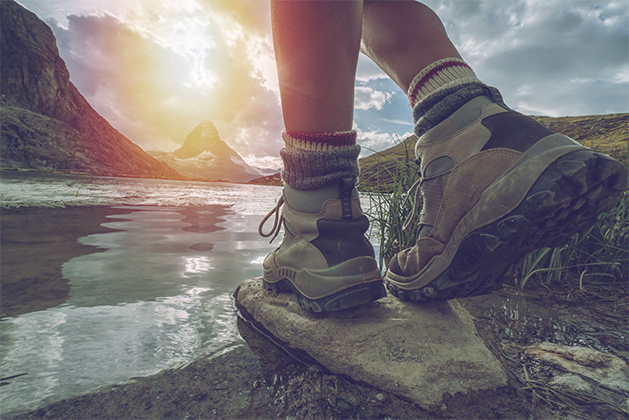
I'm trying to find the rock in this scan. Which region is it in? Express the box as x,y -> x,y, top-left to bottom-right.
249,172 -> 282,186
1,0 -> 180,179
339,391 -> 360,407
234,279 -> 508,409
374,393 -> 387,402
522,342 -> 629,393
335,399 -> 355,413
551,374 -> 592,392
149,121 -> 261,182
359,404 -> 382,419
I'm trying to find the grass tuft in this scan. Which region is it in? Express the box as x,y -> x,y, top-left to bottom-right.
361,137 -> 420,270
517,191 -> 628,290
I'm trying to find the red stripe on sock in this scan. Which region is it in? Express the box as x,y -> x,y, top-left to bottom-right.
409,61 -> 472,107
286,131 -> 357,148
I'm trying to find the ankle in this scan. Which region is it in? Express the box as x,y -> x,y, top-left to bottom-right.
408,58 -> 492,138
407,58 -> 480,107
280,130 -> 360,191
283,130 -> 356,152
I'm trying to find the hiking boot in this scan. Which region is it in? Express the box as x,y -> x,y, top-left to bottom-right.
385,88 -> 628,302
259,179 -> 386,313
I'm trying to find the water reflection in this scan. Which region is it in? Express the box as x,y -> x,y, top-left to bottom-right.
0,203 -> 277,415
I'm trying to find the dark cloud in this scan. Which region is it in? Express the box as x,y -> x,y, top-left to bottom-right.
18,0 -> 628,164
425,0 -> 628,115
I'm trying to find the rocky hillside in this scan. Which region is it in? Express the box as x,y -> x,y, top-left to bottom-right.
359,113 -> 628,191
0,0 -> 180,179
249,172 -> 282,186
150,122 -> 260,182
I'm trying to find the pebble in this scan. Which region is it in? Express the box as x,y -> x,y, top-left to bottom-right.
339,391 -> 360,407
375,393 -> 387,402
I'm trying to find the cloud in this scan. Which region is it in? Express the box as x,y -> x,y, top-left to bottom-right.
356,53 -> 388,82
354,86 -> 392,111
40,2 -> 284,158
18,0 -> 628,163
380,118 -> 414,127
423,0 -> 628,115
354,125 -> 412,158
241,154 -> 282,173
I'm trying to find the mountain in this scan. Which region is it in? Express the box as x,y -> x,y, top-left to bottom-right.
149,122 -> 260,182
358,113 -> 628,192
0,0 -> 180,179
249,172 -> 282,186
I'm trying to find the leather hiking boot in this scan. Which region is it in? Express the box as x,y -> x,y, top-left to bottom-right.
385,88 -> 628,302
259,179 -> 386,313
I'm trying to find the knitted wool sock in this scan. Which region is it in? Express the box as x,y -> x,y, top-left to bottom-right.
408,58 -> 487,138
280,130 -> 361,191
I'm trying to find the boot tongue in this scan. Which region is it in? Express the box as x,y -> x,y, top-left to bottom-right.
417,224 -> 433,238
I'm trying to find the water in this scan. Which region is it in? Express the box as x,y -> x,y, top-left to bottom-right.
1,171 -> 625,417
1,171 -> 283,414
0,171 -> 279,213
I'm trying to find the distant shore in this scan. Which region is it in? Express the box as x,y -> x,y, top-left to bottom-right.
0,167 -> 283,187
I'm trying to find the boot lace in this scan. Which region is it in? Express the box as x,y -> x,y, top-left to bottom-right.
258,194 -> 285,243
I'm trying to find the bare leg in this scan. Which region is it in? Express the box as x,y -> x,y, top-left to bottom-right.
271,0 -> 362,132
361,0 -> 461,93
262,1 -> 387,313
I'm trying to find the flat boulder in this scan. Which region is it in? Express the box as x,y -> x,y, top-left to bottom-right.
234,278 -> 508,409
522,342 -> 629,394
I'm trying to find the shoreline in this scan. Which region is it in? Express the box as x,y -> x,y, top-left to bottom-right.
3,316 -> 536,420
0,167 -> 283,187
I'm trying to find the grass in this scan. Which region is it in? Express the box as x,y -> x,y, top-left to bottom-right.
517,191 -> 628,291
361,137 -> 421,270
361,146 -> 628,290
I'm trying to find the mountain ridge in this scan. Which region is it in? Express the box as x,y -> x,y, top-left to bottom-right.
150,121 -> 260,182
0,0 -> 180,179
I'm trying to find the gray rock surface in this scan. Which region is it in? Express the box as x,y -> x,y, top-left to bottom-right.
235,278 -> 508,409
523,342 -> 629,394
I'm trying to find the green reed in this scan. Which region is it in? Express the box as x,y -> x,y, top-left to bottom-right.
361,139 -> 421,270
517,190 -> 628,289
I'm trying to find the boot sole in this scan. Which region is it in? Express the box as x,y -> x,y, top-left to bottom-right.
263,257 -> 385,313
385,137 -> 628,302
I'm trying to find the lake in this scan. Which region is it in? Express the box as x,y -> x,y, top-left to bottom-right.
0,171 -> 294,414
1,171 -> 625,419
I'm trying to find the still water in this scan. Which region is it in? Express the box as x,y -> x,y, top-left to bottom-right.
1,171 -> 290,414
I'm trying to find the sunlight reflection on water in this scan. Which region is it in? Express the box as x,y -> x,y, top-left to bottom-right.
0,172 -> 287,414
0,290 -> 241,414
0,171 -> 282,214
0,171 -> 384,415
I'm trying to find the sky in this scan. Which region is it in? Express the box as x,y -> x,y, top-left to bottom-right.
17,0 -> 629,171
